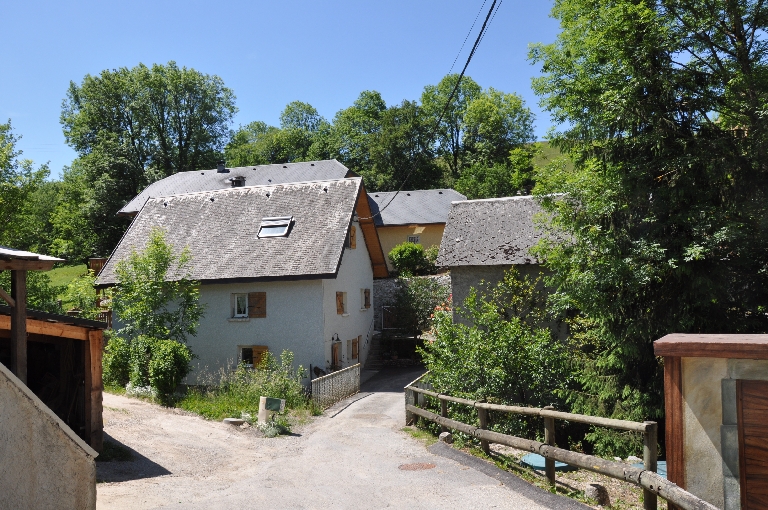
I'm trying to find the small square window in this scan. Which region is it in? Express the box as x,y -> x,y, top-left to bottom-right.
258,216 -> 293,238
234,294 -> 248,317
408,235 -> 420,244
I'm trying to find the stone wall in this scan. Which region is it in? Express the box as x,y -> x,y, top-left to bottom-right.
0,362 -> 97,510
373,273 -> 451,331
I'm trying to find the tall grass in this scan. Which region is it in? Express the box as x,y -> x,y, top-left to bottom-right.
177,350 -> 311,420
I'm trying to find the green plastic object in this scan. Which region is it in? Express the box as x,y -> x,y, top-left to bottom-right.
265,397 -> 285,412
520,453 -> 577,472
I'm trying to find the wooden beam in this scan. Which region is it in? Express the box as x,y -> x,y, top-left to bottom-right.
0,286 -> 15,307
88,330 -> 104,453
0,260 -> 57,271
664,355 -> 685,508
0,315 -> 90,341
10,270 -> 27,384
355,184 -> 389,278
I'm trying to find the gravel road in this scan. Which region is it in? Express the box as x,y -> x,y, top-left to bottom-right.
97,368 -> 584,509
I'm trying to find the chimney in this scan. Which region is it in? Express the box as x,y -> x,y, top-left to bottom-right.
217,160 -> 226,173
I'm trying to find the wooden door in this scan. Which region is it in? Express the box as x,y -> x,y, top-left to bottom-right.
331,343 -> 340,370
738,379 -> 768,509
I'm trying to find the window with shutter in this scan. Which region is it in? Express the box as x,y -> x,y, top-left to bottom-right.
248,292 -> 267,318
252,345 -> 269,367
352,337 -> 359,359
336,292 -> 346,314
349,225 -> 357,249
364,288 -> 371,309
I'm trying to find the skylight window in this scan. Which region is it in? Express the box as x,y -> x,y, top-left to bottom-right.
258,216 -> 293,238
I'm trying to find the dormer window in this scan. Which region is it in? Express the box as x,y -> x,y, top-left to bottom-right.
230,176 -> 246,187
258,216 -> 293,238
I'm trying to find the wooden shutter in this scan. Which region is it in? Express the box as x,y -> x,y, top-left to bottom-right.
352,337 -> 359,359
364,288 -> 371,309
248,292 -> 267,318
336,292 -> 345,314
252,345 -> 269,367
350,225 -> 357,249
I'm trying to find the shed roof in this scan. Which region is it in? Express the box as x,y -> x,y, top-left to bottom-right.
436,196 -> 546,267
119,159 -> 355,216
367,189 -> 466,226
98,178 -> 372,285
0,246 -> 63,270
654,334 -> 768,359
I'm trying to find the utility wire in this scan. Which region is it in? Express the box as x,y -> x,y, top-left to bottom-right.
448,0 -> 487,75
361,0 -> 499,221
476,0 -> 502,50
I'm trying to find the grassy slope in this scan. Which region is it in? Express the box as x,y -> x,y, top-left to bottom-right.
533,141 -> 574,172
47,264 -> 87,289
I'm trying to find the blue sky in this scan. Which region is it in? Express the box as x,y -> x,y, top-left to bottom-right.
1,0 -> 561,178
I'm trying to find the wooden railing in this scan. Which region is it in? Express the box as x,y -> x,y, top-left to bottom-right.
404,374 -> 717,510
311,363 -> 360,409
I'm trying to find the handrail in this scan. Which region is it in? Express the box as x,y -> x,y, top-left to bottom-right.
311,363 -> 361,409
404,382 -> 717,510
406,385 -> 649,432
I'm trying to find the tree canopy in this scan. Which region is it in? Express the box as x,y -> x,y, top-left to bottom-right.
530,0 -> 768,450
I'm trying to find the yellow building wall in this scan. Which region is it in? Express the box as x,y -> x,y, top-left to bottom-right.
377,224 -> 445,271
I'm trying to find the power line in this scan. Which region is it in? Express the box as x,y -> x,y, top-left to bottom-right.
362,0 -> 499,221
448,0 -> 488,76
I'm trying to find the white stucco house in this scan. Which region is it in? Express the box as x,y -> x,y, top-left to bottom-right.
96,177 -> 388,380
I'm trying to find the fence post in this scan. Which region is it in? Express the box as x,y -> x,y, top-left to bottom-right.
440,399 -> 448,433
478,406 -> 490,454
643,421 -> 658,510
543,405 -> 556,487
405,388 -> 414,425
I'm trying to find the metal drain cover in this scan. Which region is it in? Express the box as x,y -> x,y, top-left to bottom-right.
398,463 -> 436,471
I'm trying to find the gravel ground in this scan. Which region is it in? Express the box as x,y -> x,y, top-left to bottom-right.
96,368 -> 583,509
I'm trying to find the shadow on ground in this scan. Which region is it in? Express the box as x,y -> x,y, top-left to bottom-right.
96,433 -> 171,483
361,366 -> 426,393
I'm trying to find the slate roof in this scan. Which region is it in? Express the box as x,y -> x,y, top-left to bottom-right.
0,247 -> 63,263
118,159 -> 354,216
367,189 -> 466,226
98,178 -> 363,285
437,196 -> 547,267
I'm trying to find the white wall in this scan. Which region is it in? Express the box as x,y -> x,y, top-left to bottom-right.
192,279 -> 325,382
0,362 -> 97,510
322,221 -> 375,370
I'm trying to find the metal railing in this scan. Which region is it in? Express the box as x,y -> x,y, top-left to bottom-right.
404,374 -> 717,510
312,363 -> 361,409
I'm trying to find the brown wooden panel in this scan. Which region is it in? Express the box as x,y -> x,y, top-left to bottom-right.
252,345 -> 268,367
336,292 -> 345,314
739,379 -> 768,510
664,356 -> 685,495
88,330 -> 104,453
364,288 -> 371,309
247,292 -> 266,318
350,225 -> 356,249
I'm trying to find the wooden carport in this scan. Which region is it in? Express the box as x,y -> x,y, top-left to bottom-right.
0,247 -> 105,451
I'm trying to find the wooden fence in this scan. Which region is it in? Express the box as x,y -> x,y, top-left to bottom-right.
311,363 -> 360,409
404,374 -> 717,510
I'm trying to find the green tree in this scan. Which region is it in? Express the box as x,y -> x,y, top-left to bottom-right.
529,0 -> 768,450
61,62 -> 237,255
420,74 -> 482,176
454,144 -> 540,199
48,161 -> 99,261
112,227 -> 205,343
61,270 -> 102,319
0,121 -> 50,249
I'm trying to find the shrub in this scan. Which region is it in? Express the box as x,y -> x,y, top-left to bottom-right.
102,333 -> 130,387
149,339 -> 193,401
388,242 -> 434,276
391,276 -> 450,336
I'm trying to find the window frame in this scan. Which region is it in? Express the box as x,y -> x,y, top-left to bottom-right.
258,216 -> 293,238
407,235 -> 420,244
233,293 -> 249,318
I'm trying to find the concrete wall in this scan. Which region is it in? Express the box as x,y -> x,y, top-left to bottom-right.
193,279 -> 325,382
680,357 -> 768,509
0,361 -> 97,510
378,224 -> 445,271
323,221 -> 375,369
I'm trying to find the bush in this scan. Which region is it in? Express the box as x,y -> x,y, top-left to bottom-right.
103,334 -> 130,387
149,339 -> 193,401
418,268 -> 572,439
104,334 -> 192,401
388,242 -> 435,276
391,276 -> 450,336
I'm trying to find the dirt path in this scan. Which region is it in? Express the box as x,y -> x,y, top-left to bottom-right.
97,369 -> 583,509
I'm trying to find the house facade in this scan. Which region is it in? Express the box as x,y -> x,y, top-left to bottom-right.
367,189 -> 466,270
97,177 -> 388,380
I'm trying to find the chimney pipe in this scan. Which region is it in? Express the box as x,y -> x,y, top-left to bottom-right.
217,160 -> 226,173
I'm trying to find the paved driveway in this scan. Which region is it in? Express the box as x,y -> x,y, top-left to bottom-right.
97,368 -> 585,509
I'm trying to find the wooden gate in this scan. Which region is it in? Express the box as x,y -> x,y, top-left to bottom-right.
738,379 -> 768,509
